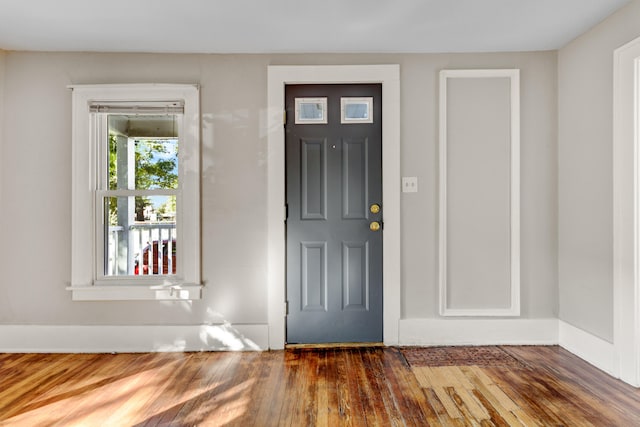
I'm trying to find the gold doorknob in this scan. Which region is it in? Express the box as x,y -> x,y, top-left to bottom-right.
370,203 -> 381,214
370,221 -> 381,231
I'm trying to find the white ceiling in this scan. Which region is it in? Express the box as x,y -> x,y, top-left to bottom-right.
0,0 -> 633,54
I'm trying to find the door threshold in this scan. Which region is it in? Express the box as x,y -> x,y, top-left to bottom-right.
286,342 -> 385,349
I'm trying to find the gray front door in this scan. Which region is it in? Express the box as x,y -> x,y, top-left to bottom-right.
285,84 -> 383,344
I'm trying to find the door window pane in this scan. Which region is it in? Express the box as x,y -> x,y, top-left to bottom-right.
341,97 -> 373,124
295,97 -> 328,124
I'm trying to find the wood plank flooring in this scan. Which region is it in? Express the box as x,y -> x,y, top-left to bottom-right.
1,346 -> 639,426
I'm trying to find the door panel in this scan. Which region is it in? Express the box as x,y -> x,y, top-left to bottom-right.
286,84 -> 383,344
342,138 -> 369,219
301,241 -> 327,311
300,138 -> 327,220
342,241 -> 369,310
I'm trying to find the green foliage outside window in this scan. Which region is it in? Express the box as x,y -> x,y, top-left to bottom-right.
108,134 -> 178,224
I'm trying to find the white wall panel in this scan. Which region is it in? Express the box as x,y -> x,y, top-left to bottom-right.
439,69 -> 520,316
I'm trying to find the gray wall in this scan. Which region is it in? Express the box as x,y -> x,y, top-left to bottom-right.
558,0 -> 640,342
0,51 -> 557,328
0,50 -> 4,233
399,53 -> 558,319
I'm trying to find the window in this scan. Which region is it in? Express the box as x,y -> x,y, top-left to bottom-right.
341,97 -> 373,124
294,97 -> 327,124
69,84 -> 201,300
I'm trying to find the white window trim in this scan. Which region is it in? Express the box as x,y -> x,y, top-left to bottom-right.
68,84 -> 201,301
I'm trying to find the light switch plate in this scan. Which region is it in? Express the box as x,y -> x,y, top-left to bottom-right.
402,176 -> 418,193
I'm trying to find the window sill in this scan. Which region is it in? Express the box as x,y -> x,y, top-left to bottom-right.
66,283 -> 202,301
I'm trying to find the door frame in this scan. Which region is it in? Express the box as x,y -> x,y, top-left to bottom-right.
267,65 -> 401,349
613,35 -> 640,387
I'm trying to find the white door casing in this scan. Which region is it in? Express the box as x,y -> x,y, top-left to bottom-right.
267,65 -> 401,349
613,35 -> 640,387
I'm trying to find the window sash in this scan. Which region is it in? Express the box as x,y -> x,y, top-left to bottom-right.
93,113 -> 182,192
95,191 -> 181,280
94,110 -> 183,281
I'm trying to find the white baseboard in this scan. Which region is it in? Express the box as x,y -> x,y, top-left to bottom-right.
398,318 -> 559,346
0,320 -> 621,381
0,324 -> 269,353
558,320 -> 616,377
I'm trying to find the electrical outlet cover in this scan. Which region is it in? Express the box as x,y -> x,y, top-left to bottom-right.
402,176 -> 418,193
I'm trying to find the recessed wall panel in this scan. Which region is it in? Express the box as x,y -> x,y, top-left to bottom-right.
439,69 -> 520,316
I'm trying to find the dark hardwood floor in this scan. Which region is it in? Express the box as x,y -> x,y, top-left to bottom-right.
1,346 -> 639,426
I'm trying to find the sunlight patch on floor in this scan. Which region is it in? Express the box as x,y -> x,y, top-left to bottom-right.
2,359 -> 254,426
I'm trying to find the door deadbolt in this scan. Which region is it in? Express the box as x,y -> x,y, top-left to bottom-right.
370,203 -> 381,214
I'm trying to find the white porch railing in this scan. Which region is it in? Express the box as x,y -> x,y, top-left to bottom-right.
107,222 -> 177,276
